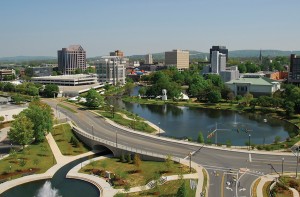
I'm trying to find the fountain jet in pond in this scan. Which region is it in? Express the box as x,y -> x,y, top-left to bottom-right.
36,181 -> 61,197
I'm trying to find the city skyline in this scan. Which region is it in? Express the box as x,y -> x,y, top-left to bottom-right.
1,0 -> 300,57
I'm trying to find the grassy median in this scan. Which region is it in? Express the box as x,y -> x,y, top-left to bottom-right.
116,179 -> 197,197
97,111 -> 156,133
79,157 -> 195,189
51,123 -> 90,155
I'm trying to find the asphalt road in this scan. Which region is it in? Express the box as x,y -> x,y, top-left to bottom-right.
45,100 -> 298,197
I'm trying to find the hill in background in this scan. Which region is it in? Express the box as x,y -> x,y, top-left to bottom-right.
1,50 -> 300,63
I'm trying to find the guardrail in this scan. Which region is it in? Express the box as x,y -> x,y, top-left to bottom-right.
70,122 -> 180,163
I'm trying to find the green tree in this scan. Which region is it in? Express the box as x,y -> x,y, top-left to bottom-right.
11,94 -> 24,104
26,86 -> 39,96
124,82 -> 135,95
284,101 -> 295,117
85,89 -> 104,108
205,74 -> 223,87
138,87 -> 147,96
236,95 -> 243,101
238,64 -> 247,73
176,182 -> 187,197
126,154 -> 132,163
165,155 -> 174,172
52,71 -> 58,76
207,90 -> 221,103
227,92 -> 235,102
274,136 -> 281,144
21,101 -> 53,142
197,131 -> 204,143
243,93 -> 253,105
43,84 -> 59,98
8,113 -> 34,148
120,153 -> 126,163
133,154 -> 142,172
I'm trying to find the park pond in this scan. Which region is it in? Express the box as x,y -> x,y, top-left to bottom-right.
111,87 -> 298,146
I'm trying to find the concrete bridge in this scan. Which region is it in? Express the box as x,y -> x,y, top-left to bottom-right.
71,122 -> 175,162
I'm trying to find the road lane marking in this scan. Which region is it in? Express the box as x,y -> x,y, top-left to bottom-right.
221,173 -> 225,197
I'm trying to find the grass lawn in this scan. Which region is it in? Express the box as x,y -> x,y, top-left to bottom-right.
98,111 -> 156,133
116,179 -> 197,197
79,157 -> 195,189
118,109 -> 144,121
51,123 -> 90,155
0,122 -> 11,129
263,181 -> 272,197
252,178 -> 261,197
0,140 -> 55,182
57,103 -> 77,113
202,169 -> 207,194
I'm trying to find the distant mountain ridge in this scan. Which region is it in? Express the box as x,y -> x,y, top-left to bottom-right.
130,50 -> 300,60
1,50 -> 300,62
0,56 -> 56,62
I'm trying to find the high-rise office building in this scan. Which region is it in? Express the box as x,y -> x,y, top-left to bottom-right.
96,56 -> 126,85
210,46 -> 228,62
211,51 -> 226,74
145,54 -> 153,64
110,50 -> 124,57
289,54 -> 300,83
58,45 -> 86,75
165,49 -> 189,71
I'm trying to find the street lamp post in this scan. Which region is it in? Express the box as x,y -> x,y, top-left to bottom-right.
189,152 -> 192,173
158,122 -> 160,137
282,157 -> 284,176
116,131 -> 118,148
110,105 -> 114,118
248,134 -> 251,151
92,125 -> 94,140
296,147 -> 299,179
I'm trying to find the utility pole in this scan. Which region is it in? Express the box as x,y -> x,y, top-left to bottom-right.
248,134 -> 251,151
282,158 -> 284,176
158,122 -> 160,137
297,147 -> 299,179
215,123 -> 218,144
92,125 -> 94,140
189,152 -> 192,173
116,131 -> 118,148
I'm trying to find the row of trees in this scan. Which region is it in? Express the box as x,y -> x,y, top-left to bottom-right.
139,68 -> 229,103
8,100 -> 53,147
0,82 -> 59,98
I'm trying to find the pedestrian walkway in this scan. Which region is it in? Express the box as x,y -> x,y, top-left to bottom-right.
0,127 -> 9,142
256,173 -> 300,197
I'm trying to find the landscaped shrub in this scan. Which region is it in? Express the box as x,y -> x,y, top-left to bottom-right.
289,180 -> 299,189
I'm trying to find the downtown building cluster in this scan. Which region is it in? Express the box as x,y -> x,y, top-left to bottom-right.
25,44 -> 300,98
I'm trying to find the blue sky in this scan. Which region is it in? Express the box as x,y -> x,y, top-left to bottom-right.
0,0 -> 299,57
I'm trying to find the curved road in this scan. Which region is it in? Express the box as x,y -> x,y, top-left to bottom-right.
46,99 -> 298,197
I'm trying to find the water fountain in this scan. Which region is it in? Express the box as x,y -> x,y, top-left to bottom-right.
36,181 -> 61,197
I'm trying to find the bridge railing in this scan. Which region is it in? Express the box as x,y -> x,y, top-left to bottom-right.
71,123 -> 180,162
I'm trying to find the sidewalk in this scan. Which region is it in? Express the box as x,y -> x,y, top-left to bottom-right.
256,174 -> 300,197
0,127 -> 9,142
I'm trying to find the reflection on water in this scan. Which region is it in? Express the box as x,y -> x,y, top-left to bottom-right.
117,86 -> 299,146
